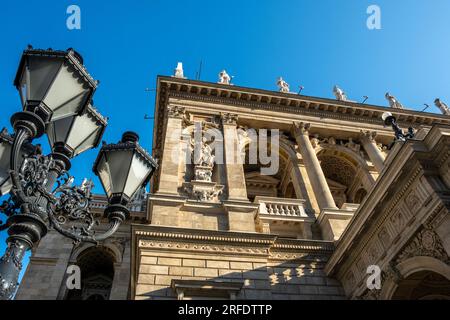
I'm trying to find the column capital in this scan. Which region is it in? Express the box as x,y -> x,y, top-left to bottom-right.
167,105 -> 186,119
360,130 -> 377,142
221,113 -> 239,125
293,121 -> 311,136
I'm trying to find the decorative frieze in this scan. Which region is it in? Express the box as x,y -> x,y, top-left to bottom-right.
138,240 -> 270,256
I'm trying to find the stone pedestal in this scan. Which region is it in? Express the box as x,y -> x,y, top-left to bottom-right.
183,180 -> 224,202
317,208 -> 356,242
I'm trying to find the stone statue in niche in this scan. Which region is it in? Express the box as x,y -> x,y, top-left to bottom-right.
333,85 -> 348,101
189,136 -> 215,182
198,137 -> 215,168
218,70 -> 231,85
183,126 -> 224,202
276,77 -> 290,93
385,92 -> 404,109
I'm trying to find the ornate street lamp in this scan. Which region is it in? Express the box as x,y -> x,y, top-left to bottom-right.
381,111 -> 415,147
14,47 -> 97,123
0,47 -> 158,300
0,129 -> 35,196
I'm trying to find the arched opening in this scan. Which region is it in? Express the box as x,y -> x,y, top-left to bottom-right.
316,146 -> 372,208
66,246 -> 116,300
284,182 -> 297,199
391,270 -> 450,300
243,142 -> 297,201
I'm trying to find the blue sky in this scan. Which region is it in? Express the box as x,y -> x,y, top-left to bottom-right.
1,0 -> 449,285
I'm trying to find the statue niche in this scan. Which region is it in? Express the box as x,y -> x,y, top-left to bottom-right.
183,132 -> 223,202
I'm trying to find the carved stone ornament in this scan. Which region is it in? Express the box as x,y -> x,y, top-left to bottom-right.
310,134 -> 320,149
183,130 -> 224,202
396,228 -> 449,265
183,182 -> 224,202
360,130 -> 377,142
167,105 -> 186,118
405,192 -> 421,210
221,113 -> 238,125
293,122 -> 311,135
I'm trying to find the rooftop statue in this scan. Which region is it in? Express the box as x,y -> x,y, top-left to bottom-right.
333,85 -> 348,101
218,70 -> 231,85
385,92 -> 404,109
434,98 -> 450,116
277,77 -> 290,93
80,178 -> 94,198
173,62 -> 186,79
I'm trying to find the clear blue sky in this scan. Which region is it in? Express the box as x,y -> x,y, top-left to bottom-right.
0,0 -> 449,284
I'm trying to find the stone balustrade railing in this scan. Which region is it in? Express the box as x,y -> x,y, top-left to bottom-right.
254,196 -> 309,218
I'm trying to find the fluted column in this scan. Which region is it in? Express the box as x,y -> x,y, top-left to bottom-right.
360,130 -> 385,173
292,122 -> 337,210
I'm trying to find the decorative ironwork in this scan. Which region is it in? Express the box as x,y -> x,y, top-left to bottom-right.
0,47 -> 157,300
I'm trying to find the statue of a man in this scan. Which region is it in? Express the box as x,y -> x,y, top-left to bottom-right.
218,70 -> 231,85
385,92 -> 404,109
200,138 -> 215,167
333,85 -> 348,101
173,62 -> 185,79
434,98 -> 450,115
277,77 -> 290,93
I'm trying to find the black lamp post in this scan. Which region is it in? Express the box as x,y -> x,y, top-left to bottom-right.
381,111 -> 415,147
0,47 -> 157,300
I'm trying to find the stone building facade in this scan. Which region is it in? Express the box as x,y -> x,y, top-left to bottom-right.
16,75 -> 450,300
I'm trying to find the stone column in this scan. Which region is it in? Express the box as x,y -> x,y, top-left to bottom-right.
222,113 -> 248,201
222,113 -> 256,232
292,122 -> 337,210
360,130 -> 385,173
156,105 -> 185,194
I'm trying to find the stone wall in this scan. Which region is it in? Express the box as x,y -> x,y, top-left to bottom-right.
132,225 -> 345,300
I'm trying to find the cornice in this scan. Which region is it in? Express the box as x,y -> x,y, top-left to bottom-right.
133,225 -> 277,245
132,225 -> 335,255
155,75 -> 449,125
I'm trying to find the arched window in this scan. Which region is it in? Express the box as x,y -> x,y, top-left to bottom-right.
66,246 -> 115,300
